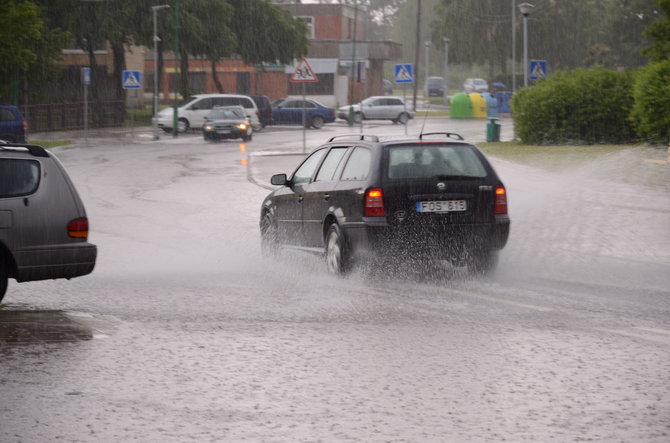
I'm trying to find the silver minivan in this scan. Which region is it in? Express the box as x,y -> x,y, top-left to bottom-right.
0,144 -> 97,302
154,93 -> 261,133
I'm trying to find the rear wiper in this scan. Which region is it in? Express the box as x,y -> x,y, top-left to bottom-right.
434,174 -> 476,180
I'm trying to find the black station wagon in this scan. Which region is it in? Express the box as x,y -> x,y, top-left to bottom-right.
259,133 -> 509,275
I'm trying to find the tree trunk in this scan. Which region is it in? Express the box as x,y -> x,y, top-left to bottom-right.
112,42 -> 126,101
211,60 -> 224,93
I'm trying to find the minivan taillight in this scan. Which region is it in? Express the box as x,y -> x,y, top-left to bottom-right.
365,188 -> 386,217
68,217 -> 89,239
494,187 -> 507,214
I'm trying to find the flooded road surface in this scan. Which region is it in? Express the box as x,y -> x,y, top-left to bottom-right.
1,120 -> 669,442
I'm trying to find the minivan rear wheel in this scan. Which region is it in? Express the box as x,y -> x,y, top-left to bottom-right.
325,223 -> 351,275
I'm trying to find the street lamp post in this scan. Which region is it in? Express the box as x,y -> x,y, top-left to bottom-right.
442,37 -> 449,101
519,2 -> 534,88
152,4 -> 170,140
424,40 -> 432,93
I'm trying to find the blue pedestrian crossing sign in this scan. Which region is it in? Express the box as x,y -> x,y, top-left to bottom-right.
529,60 -> 547,81
394,64 -> 413,84
122,70 -> 142,89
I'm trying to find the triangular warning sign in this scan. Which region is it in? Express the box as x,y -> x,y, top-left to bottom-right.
395,66 -> 412,82
290,58 -> 318,82
124,72 -> 141,87
530,63 -> 545,79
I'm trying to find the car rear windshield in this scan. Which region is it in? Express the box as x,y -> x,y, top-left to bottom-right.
387,144 -> 487,179
0,159 -> 40,197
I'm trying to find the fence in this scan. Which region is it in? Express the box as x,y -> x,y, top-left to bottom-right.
20,101 -> 125,133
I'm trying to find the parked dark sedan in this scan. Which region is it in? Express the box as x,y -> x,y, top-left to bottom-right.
0,105 -> 27,143
271,98 -> 336,129
259,133 -> 510,275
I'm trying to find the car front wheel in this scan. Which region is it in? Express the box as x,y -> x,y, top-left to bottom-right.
177,118 -> 189,133
0,254 -> 8,302
311,116 -> 325,129
260,214 -> 279,257
325,223 -> 351,275
397,113 -> 409,125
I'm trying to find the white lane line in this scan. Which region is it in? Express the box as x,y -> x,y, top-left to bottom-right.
595,328 -> 670,345
449,288 -> 554,312
633,326 -> 670,336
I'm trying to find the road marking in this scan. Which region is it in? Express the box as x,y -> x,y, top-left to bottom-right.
595,327 -> 670,345
449,288 -> 554,312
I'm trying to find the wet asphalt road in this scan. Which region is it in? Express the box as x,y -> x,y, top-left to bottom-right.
1,118 -> 669,442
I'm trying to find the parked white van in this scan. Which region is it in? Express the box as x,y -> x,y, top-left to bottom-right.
154,94 -> 261,133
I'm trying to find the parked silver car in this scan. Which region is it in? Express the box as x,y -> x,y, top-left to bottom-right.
0,144 -> 97,302
338,96 -> 415,124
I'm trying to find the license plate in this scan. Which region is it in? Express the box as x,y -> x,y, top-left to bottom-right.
415,200 -> 467,213
217,130 -> 231,134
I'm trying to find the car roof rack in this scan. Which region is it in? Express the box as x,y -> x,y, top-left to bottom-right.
419,132 -> 464,141
328,134 -> 380,143
0,143 -> 49,157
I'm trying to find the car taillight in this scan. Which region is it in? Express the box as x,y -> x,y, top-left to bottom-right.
68,217 -> 89,239
365,188 -> 386,217
22,120 -> 28,131
494,187 -> 507,214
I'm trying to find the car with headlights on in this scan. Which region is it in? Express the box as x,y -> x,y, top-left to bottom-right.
337,96 -> 414,125
259,133 -> 509,275
0,143 -> 97,302
202,106 -> 252,142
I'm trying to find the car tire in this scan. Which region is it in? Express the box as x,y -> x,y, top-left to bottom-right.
260,213 -> 279,257
397,113 -> 409,125
467,250 -> 498,276
0,254 -> 8,303
325,223 -> 351,275
177,118 -> 189,133
353,112 -> 363,124
311,116 -> 325,129
162,127 -> 172,134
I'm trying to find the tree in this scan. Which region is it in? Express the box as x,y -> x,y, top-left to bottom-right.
0,0 -> 69,104
643,0 -> 670,61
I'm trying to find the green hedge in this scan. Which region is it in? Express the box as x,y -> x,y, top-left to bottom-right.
511,68 -> 636,145
630,60 -> 670,145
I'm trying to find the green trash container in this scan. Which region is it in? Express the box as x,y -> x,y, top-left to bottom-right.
486,117 -> 500,142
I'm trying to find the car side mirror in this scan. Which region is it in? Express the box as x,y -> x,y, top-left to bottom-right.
271,173 -> 288,186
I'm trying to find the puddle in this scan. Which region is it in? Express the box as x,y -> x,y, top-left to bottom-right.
0,309 -> 115,344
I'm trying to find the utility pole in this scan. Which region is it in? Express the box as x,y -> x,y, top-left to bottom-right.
412,0 -> 421,112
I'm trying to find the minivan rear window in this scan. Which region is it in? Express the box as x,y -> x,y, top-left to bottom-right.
0,159 -> 40,197
387,144 -> 487,179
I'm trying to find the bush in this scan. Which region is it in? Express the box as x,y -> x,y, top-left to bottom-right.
630,60 -> 670,145
511,68 -> 636,145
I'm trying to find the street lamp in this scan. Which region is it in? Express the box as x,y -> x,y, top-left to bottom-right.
424,40 -> 432,91
519,2 -> 534,88
152,4 -> 170,140
442,37 -> 449,100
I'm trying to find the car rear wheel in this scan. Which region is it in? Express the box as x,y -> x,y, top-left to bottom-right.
467,250 -> 498,276
397,113 -> 409,125
260,214 -> 278,257
0,254 -> 8,302
325,223 -> 351,275
311,116 -> 325,129
177,118 -> 189,133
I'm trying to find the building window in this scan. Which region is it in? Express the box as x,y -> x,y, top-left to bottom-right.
298,16 -> 314,39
